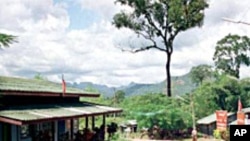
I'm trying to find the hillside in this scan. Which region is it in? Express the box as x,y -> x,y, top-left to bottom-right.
68,72 -> 196,97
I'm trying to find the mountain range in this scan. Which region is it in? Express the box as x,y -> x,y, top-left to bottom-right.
68,72 -> 196,97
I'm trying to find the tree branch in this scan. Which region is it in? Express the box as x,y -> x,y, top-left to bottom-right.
145,13 -> 165,39
121,45 -> 166,53
135,30 -> 156,44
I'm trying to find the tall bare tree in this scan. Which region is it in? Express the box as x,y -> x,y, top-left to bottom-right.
113,0 -> 209,96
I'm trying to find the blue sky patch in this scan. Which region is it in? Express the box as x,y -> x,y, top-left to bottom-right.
54,0 -> 101,30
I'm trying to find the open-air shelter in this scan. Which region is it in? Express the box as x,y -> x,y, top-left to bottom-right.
0,76 -> 122,141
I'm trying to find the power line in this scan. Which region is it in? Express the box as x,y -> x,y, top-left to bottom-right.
222,17 -> 250,26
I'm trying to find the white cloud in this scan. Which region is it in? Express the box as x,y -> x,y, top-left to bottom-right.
76,0 -> 118,19
0,0 -> 250,87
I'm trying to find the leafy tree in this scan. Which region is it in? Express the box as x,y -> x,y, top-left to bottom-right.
0,33 -> 17,48
213,34 -> 250,78
193,74 -> 250,117
34,73 -> 47,80
121,93 -> 192,129
113,0 -> 209,97
240,78 -> 250,106
190,64 -> 213,85
113,90 -> 125,104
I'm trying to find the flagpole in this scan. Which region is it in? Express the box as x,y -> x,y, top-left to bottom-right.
62,74 -> 66,97
237,96 -> 245,125
238,96 -> 242,112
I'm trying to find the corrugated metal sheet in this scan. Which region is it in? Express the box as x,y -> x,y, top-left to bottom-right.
0,76 -> 97,96
197,112 -> 234,125
0,102 -> 122,123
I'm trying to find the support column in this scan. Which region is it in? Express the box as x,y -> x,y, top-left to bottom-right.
54,121 -> 58,141
92,116 -> 95,130
70,119 -> 74,140
85,117 -> 89,129
102,114 -> 106,140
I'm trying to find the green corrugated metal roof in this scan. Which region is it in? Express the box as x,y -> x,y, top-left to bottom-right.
197,112 -> 235,125
243,107 -> 250,113
0,102 -> 122,124
0,76 -> 98,96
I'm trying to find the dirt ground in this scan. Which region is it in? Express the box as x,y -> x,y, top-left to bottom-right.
128,138 -> 222,141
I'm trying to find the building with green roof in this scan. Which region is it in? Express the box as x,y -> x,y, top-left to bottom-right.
0,76 -> 122,141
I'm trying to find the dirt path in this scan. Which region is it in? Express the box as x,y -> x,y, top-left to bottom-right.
126,138 -> 221,141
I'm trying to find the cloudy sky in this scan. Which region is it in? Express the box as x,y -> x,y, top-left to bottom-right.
0,0 -> 250,87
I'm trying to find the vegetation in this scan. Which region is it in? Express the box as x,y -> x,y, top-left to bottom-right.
213,129 -> 229,141
0,33 -> 17,48
189,64 -> 213,86
113,0 -> 209,97
79,68 -> 250,140
33,73 -> 48,80
213,34 -> 250,78
121,93 -> 192,129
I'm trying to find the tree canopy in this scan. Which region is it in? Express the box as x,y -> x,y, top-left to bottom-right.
189,64 -> 213,86
121,93 -> 192,129
113,0 -> 209,97
193,74 -> 250,119
213,34 -> 250,78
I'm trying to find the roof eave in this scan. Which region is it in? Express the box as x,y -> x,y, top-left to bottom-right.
0,90 -> 100,98
0,109 -> 123,126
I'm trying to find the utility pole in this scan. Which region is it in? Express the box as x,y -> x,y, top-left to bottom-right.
190,94 -> 197,141
176,95 -> 197,141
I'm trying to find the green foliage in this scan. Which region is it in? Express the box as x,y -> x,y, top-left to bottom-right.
213,129 -> 229,141
213,34 -> 250,78
213,129 -> 221,139
84,85 -> 99,93
112,90 -> 125,105
113,0 -> 209,97
0,33 -> 17,48
33,73 -> 48,80
192,81 -> 220,119
189,64 -> 213,86
121,93 -> 192,129
110,133 -> 120,141
193,74 -> 250,119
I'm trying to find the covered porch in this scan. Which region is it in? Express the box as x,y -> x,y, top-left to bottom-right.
0,102 -> 122,141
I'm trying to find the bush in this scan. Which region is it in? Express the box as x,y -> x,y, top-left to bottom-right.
213,129 -> 221,139
213,129 -> 229,141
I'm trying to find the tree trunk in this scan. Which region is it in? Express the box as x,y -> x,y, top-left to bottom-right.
166,52 -> 172,97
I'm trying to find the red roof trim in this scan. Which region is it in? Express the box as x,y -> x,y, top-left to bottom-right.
0,90 -> 100,98
0,117 -> 22,125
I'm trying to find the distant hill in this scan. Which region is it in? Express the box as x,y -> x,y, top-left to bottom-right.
68,72 -> 196,97
68,82 -> 115,97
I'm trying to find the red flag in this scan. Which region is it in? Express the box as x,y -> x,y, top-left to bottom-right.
238,98 -> 242,112
62,75 -> 66,96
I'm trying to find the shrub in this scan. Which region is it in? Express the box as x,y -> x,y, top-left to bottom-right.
213,129 -> 229,141
213,129 -> 221,139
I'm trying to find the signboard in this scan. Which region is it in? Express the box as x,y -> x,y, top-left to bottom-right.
237,111 -> 245,125
216,110 -> 228,131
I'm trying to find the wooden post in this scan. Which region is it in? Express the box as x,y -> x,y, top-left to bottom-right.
190,94 -> 197,141
85,117 -> 89,128
54,121 -> 58,141
102,114 -> 106,140
92,116 -> 95,130
70,119 -> 74,140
